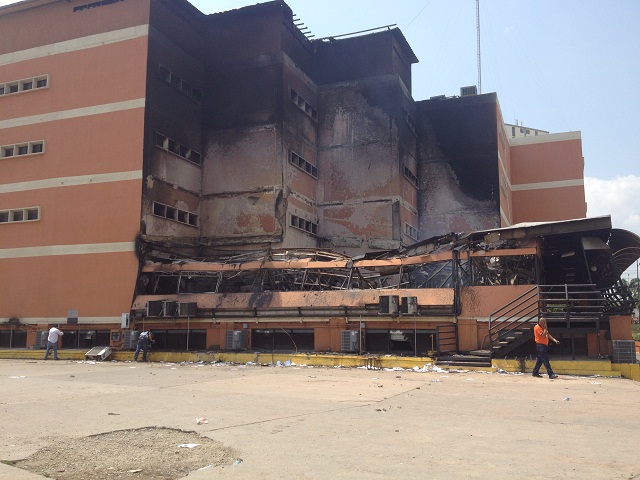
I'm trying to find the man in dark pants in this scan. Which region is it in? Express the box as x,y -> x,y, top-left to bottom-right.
532,317 -> 560,379
133,330 -> 155,362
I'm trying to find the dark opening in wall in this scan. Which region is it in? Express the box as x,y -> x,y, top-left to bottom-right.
251,328 -> 314,352
365,329 -> 436,355
151,329 -> 207,351
0,329 -> 27,348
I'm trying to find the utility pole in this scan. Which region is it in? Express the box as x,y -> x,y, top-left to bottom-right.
476,0 -> 481,94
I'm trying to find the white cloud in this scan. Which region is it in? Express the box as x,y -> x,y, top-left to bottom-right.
585,175 -> 640,236
585,175 -> 640,279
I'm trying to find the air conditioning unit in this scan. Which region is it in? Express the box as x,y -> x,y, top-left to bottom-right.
341,331 -> 360,352
379,295 -> 399,315
226,330 -> 247,350
146,300 -> 163,317
35,331 -> 48,348
177,302 -> 197,317
162,301 -> 178,317
460,85 -> 478,96
123,330 -> 140,350
121,313 -> 130,328
401,296 -> 418,315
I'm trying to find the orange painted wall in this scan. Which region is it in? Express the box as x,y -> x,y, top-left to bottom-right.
610,315 -> 632,340
509,135 -> 586,223
0,252 -> 138,319
457,318 -> 479,351
512,186 -> 587,223
510,138 -> 583,184
0,0 -> 151,55
1,109 -> 145,183
0,38 -> 148,120
0,0 -> 150,324
0,181 -> 142,248
458,285 -> 534,319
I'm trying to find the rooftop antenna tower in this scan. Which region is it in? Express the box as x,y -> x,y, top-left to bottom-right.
476,0 -> 481,94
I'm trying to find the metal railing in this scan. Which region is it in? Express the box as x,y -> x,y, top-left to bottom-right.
487,284 -> 607,356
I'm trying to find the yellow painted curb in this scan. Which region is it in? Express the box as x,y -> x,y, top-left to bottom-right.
0,349 -> 637,380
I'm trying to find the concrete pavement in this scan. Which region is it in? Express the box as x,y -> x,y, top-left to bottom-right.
1,358 -> 639,479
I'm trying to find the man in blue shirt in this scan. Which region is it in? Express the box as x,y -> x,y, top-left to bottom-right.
133,330 -> 155,362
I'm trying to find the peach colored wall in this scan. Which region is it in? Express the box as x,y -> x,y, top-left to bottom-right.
0,0 -> 151,55
133,289 -> 455,311
458,285 -> 535,319
0,0 -> 150,325
1,109 -> 146,183
0,181 -> 142,248
510,138 -> 583,184
0,252 -> 139,319
512,186 -> 587,223
457,318 -> 478,351
610,315 -> 633,340
0,38 -> 148,120
587,331 -> 611,357
509,136 -> 586,223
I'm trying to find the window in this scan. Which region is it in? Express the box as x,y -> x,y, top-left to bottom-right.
403,109 -> 417,135
156,65 -> 202,104
289,151 -> 318,178
405,223 -> 419,241
1,140 -> 45,158
0,75 -> 49,97
0,207 -> 40,224
152,201 -> 198,227
155,133 -> 201,166
289,88 -> 317,121
403,165 -> 418,187
290,214 -> 317,235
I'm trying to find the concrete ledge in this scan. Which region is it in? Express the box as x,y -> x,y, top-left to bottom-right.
1,349 -> 637,380
492,358 -> 623,378
612,363 -> 640,381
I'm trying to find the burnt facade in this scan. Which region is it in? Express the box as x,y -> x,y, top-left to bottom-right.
3,0 -> 633,359
142,2 -> 422,256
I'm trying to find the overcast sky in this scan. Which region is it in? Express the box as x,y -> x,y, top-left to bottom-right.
2,0 -> 638,276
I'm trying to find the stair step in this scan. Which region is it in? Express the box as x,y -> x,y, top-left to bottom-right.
436,361 -> 492,368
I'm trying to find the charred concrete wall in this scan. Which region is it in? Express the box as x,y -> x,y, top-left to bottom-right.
199,2 -> 319,248
142,0 -> 205,239
416,94 -> 501,238
313,29 -> 419,255
312,29 -> 416,92
317,74 -> 418,253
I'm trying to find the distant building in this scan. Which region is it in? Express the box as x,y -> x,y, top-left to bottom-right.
1,0 -> 635,357
504,123 -> 549,139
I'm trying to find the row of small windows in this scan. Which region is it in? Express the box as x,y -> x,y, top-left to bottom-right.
290,214 -> 317,236
405,223 -> 419,241
403,165 -> 418,187
152,201 -> 198,227
1,140 -> 45,158
289,88 -> 318,121
157,65 -> 202,103
289,151 -> 318,178
155,133 -> 202,166
0,207 -> 40,224
0,75 -> 48,96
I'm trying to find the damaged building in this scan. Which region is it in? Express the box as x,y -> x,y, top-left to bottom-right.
1,0 -> 638,359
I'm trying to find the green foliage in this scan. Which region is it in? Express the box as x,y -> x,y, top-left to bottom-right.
633,323 -> 640,342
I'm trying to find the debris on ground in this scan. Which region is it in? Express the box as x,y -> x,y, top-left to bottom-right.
12,427 -> 238,480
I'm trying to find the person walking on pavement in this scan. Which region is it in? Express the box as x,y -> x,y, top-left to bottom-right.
532,317 -> 560,379
133,330 -> 155,362
44,324 -> 64,360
